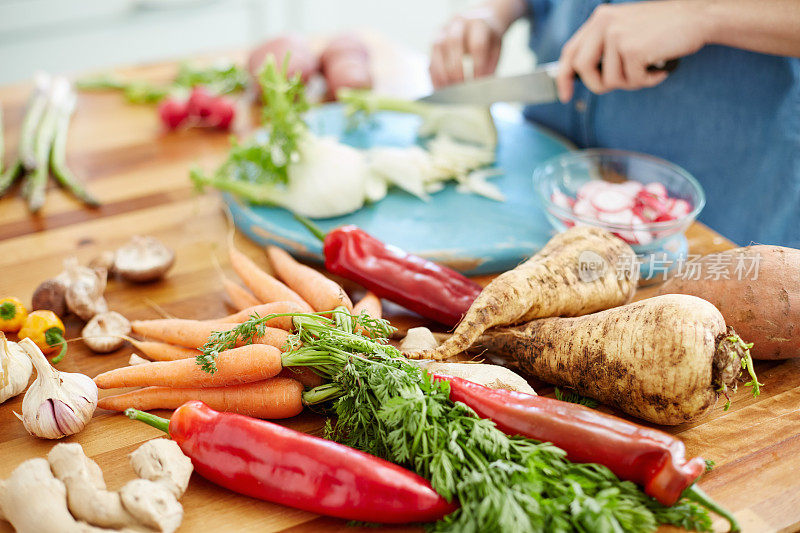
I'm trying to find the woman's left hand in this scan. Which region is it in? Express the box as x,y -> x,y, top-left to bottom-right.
556,1 -> 709,102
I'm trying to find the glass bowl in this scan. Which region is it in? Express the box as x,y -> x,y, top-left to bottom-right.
533,149 -> 705,258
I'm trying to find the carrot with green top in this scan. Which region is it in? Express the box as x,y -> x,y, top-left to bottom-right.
266,245 -> 352,312
131,318 -> 289,350
94,344 -> 282,389
98,377 -> 304,419
229,245 -> 312,311
353,292 -> 381,319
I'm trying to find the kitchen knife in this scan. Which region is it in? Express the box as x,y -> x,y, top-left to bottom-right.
418,59 -> 678,105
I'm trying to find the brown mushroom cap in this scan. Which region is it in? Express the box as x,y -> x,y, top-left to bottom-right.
82,311 -> 131,353
115,236 -> 175,283
31,278 -> 68,317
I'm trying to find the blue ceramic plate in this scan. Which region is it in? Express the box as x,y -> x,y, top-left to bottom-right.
226,103 -> 571,275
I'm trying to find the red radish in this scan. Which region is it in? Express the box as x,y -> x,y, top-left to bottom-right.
551,191 -> 574,210
187,87 -> 215,120
598,209 -> 634,226
555,179 -> 692,245
618,181 -> 644,196
576,180 -> 606,199
158,97 -> 190,130
205,96 -> 235,130
644,182 -> 668,198
573,198 -> 597,218
248,34 -> 320,85
670,199 -> 692,217
590,188 -> 631,213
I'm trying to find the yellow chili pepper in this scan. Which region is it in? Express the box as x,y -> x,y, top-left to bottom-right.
0,297 -> 28,333
18,310 -> 68,363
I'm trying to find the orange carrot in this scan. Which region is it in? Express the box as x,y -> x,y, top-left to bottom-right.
222,274 -> 260,311
278,366 -> 326,389
131,319 -> 290,350
229,245 -> 312,312
353,292 -> 382,319
97,378 -> 304,419
212,301 -> 306,330
94,344 -> 282,389
266,245 -> 353,312
128,338 -> 200,362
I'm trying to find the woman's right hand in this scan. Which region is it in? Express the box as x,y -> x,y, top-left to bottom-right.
430,0 -> 525,88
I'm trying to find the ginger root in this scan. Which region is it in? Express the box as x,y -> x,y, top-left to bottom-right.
0,439 -> 192,533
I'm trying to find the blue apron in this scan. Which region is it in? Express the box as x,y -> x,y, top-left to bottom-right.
524,0 -> 800,247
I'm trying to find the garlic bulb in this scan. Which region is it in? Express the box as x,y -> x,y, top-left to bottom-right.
0,333 -> 33,403
17,337 -> 98,439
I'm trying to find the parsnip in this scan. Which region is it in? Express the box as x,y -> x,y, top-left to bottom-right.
478,294 -> 759,425
406,226 -> 638,360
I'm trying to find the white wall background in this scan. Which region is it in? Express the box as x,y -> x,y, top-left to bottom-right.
0,0 -> 533,84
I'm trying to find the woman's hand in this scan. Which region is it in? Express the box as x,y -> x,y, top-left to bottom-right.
556,1 -> 709,102
430,0 -> 526,88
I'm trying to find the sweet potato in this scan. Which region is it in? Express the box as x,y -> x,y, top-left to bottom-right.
405,226 -> 638,360
656,245 -> 800,359
478,294 -> 759,425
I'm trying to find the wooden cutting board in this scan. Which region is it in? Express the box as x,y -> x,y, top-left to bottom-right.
1,38 -> 799,533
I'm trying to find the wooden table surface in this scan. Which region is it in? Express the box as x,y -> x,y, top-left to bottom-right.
1,36 -> 798,533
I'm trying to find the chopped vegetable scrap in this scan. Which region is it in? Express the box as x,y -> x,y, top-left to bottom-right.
551,179 -> 692,245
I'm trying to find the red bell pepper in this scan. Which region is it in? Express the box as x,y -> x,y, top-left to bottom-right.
432,375 -> 738,531
126,401 -> 456,524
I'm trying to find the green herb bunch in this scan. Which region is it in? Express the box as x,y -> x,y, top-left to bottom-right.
190,56 -> 309,199
199,309 -> 713,532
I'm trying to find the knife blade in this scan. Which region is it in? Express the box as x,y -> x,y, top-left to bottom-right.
418,59 -> 679,105
418,62 -> 560,106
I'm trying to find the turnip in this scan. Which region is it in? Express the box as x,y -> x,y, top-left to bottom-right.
476,294 -> 761,425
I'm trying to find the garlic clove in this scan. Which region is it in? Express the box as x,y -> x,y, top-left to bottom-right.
17,337 -> 98,439
0,333 -> 33,404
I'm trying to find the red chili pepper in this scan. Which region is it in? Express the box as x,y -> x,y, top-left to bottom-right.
126,401 -> 457,524
296,217 -> 482,326
432,375 -> 707,506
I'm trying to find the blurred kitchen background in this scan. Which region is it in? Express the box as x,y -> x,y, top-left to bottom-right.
0,0 -> 533,84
